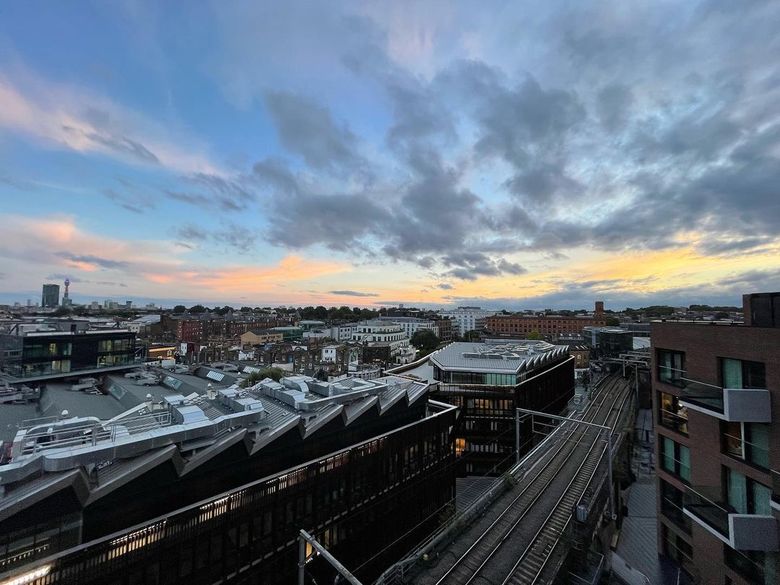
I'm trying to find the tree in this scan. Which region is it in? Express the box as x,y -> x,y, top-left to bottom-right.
527,330 -> 542,340
411,329 -> 439,352
188,304 -> 207,314
173,305 -> 186,314
605,316 -> 620,326
240,367 -> 286,388
464,330 -> 481,342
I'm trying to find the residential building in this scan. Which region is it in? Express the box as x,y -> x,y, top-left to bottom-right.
352,320 -> 416,364
429,339 -> 574,475
330,323 -> 357,342
0,372 -> 455,585
240,329 -> 284,347
438,307 -> 496,337
377,316 -> 440,339
486,301 -> 607,340
652,292 -> 780,585
41,284 -> 60,308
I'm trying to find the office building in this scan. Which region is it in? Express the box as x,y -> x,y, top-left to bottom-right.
652,292 -> 780,584
0,372 -> 456,585
429,339 -> 574,475
41,284 -> 60,308
0,322 -> 137,381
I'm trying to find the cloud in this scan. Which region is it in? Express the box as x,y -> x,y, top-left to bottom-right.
328,290 -> 379,297
264,91 -> 365,173
55,252 -> 130,271
102,188 -> 148,214
0,66 -> 220,175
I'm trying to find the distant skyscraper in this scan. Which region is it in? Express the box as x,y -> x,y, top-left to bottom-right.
41,284 -> 60,308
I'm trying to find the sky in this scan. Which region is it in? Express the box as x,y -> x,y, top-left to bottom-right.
1,0 -> 779,310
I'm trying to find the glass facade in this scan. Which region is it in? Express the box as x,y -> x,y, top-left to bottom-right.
9,332 -> 137,378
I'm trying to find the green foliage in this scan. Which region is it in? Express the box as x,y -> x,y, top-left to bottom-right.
526,330 -> 542,340
188,304 -> 207,314
463,330 -> 481,342
411,329 -> 439,351
605,316 -> 620,326
172,305 -> 186,314
240,367 -> 286,387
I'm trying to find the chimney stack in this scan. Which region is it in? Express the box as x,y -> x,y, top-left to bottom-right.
595,301 -> 604,316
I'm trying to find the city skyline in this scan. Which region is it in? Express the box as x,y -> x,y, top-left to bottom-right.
2,1 -> 780,309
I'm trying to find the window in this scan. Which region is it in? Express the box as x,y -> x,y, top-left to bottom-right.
660,479 -> 691,533
658,392 -> 688,435
721,422 -> 769,470
725,545 -> 777,585
661,436 -> 690,482
658,350 -> 685,386
721,358 -> 766,389
725,468 -> 771,516
662,524 -> 693,576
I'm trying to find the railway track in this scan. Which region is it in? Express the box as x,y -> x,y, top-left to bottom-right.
432,375 -> 632,585
501,378 -> 633,585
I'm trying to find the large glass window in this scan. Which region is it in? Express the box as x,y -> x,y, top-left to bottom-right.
722,422 -> 770,470
658,349 -> 685,386
725,545 -> 778,585
660,479 -> 691,533
722,358 -> 766,389
661,436 -> 690,482
725,468 -> 771,515
658,392 -> 688,435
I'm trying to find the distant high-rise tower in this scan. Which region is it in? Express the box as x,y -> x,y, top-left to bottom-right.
42,284 -> 60,308
62,278 -> 71,306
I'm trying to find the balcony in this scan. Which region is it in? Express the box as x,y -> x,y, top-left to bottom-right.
683,487 -> 778,551
676,375 -> 770,423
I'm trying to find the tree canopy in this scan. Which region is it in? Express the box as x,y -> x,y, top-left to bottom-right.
411,329 -> 439,351
240,367 -> 286,388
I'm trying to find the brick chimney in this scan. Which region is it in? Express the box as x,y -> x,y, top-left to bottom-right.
595,301 -> 604,316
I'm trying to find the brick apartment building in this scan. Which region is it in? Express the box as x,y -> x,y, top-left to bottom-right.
485,301 -> 607,339
652,292 -> 779,584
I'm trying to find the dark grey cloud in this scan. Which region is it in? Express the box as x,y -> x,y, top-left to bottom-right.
329,290 -> 379,297
437,283 -> 453,290
718,269 -> 780,288
214,223 -> 257,254
85,131 -> 159,164
56,252 -> 129,270
102,188 -> 146,214
0,175 -> 35,191
264,91 -> 364,173
164,173 -> 255,212
174,222 -> 256,254
176,224 -> 209,242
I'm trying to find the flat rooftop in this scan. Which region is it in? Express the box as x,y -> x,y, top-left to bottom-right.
430,340 -> 569,373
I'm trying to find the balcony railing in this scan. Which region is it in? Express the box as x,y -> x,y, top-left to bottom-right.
668,372 -> 772,423
684,487 -> 778,551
